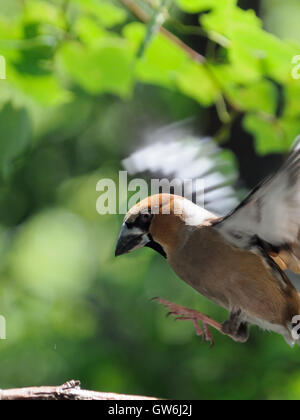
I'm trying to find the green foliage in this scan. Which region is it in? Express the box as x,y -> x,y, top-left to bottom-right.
0,103 -> 31,178
0,0 -> 299,154
124,22 -> 190,87
176,61 -> 220,105
175,0 -> 237,13
0,0 -> 299,400
71,0 -> 128,28
57,39 -> 134,96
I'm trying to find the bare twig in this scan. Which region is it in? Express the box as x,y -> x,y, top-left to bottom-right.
0,380 -> 158,401
119,0 -> 206,63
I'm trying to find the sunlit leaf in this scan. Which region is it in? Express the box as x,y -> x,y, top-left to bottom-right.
8,64 -> 72,106
56,39 -> 134,97
74,16 -> 108,46
202,6 -> 297,84
124,23 -> 189,87
226,80 -> 278,114
230,26 -> 297,84
284,81 -> 300,118
175,0 -> 237,13
201,6 -> 261,38
24,0 -> 65,28
70,0 -> 127,28
243,113 -> 300,155
176,61 -> 220,105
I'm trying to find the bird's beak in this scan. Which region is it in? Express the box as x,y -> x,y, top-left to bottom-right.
115,223 -> 149,257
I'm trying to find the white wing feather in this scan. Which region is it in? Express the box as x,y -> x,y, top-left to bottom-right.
122,122 -> 239,216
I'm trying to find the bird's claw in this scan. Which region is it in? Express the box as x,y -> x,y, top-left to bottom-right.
152,297 -> 216,347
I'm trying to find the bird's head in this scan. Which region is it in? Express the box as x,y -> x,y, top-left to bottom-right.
115,193 -> 213,259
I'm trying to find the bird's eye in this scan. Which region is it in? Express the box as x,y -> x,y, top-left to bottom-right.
140,213 -> 151,224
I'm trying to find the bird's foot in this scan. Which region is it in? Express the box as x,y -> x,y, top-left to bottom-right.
221,308 -> 249,343
151,297 -> 231,347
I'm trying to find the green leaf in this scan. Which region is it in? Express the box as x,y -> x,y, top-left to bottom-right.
230,27 -> 297,84
201,9 -> 263,85
70,0 -> 127,28
8,64 -> 72,106
175,0 -> 236,13
243,113 -> 300,155
24,0 -> 65,28
201,6 -> 261,38
124,23 -> 189,88
0,17 -> 23,40
0,102 -> 31,177
284,81 -> 300,118
280,117 -> 300,147
176,62 -> 220,105
74,16 -> 108,46
202,6 -> 297,84
56,39 -> 134,97
122,22 -> 145,53
243,113 -> 284,155
226,80 -> 278,114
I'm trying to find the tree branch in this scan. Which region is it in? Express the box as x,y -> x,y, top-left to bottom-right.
0,380 -> 158,401
119,0 -> 206,63
119,0 -> 241,120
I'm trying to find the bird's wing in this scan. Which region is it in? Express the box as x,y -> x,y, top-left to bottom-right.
216,136 -> 300,273
122,121 -> 240,216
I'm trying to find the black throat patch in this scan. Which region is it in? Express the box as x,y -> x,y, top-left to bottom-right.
146,235 -> 167,259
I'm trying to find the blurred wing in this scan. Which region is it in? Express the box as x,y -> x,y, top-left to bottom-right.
122,122 -> 240,216
216,136 -> 300,273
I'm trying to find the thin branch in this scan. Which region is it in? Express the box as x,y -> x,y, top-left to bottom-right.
119,0 -> 242,123
0,380 -> 159,401
160,27 -> 205,63
119,0 -> 206,63
120,0 -> 150,22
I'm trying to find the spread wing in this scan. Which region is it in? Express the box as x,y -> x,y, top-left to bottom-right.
122,121 -> 240,216
216,136 -> 300,273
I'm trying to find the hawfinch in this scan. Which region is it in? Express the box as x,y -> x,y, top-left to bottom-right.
115,131 -> 300,347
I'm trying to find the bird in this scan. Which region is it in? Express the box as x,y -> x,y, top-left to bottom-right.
115,127 -> 300,347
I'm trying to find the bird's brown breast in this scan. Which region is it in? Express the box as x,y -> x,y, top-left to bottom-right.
168,225 -> 300,326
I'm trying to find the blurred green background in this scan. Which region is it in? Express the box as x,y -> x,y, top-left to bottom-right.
0,0 -> 300,400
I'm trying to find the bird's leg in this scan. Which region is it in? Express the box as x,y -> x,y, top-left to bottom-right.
236,322 -> 249,343
221,308 -> 249,343
151,297 -> 238,347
